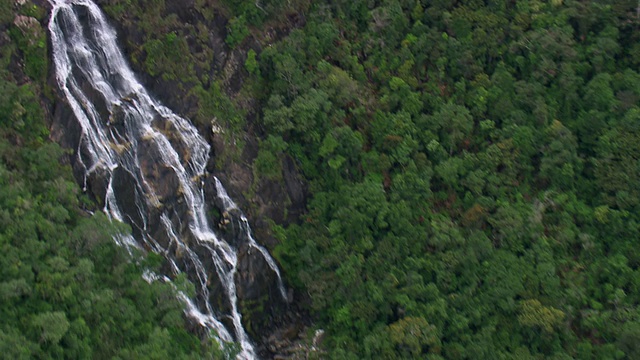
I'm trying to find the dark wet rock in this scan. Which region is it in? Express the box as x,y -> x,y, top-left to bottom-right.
45,0 -> 313,356
235,242 -> 288,339
137,138 -> 181,202
150,115 -> 194,167
282,155 -> 305,215
110,166 -> 146,235
248,156 -> 307,249
236,244 -> 275,300
50,92 -> 113,213
258,311 -> 322,359
85,164 -> 110,206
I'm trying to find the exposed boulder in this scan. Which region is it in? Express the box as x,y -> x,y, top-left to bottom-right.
13,15 -> 39,33
235,241 -> 289,341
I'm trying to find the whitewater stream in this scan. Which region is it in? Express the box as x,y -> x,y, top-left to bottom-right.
48,1 -> 285,358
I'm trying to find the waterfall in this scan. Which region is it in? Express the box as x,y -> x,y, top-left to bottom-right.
47,1 -> 286,358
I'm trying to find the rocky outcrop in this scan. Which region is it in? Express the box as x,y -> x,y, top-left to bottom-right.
13,15 -> 40,33
43,0 -> 312,357
92,0 -> 309,235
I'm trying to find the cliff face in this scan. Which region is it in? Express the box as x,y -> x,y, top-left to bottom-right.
37,0 -> 312,357
93,0 -> 308,246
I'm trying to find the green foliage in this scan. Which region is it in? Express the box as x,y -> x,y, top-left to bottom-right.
0,23 -> 219,359
517,299 -> 565,333
220,0 -> 308,26
253,135 -> 287,180
0,0 -> 13,24
4,0 -> 639,358
225,16 -> 249,48
191,81 -> 244,131
31,312 -> 70,344
388,317 -> 440,358
244,49 -> 260,75
0,68 -> 49,147
251,0 -> 640,358
8,14 -> 47,83
143,32 -> 194,81
0,127 -> 215,358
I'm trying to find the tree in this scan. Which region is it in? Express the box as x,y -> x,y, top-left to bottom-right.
387,317 -> 441,358
428,103 -> 473,155
226,16 -> 250,48
0,328 -> 36,360
244,49 -> 260,75
593,108 -> 640,209
517,299 -> 564,333
539,120 -> 581,190
30,312 -> 70,345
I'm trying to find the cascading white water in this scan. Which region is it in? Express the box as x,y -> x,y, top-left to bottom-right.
214,178 -> 287,300
48,1 -> 286,358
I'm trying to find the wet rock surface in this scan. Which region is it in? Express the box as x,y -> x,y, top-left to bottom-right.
45,0 -> 313,357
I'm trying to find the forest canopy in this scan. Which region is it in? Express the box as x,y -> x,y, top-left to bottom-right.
249,0 -> 640,358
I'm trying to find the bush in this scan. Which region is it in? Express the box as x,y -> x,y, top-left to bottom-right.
225,16 -> 249,48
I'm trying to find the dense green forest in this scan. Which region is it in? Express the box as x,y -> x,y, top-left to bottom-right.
2,0 -> 640,358
239,0 -> 640,358
0,2 -> 226,358
263,1 -> 640,358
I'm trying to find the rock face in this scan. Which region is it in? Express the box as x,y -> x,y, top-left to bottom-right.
45,0 -> 310,357
94,0 -> 232,118
13,15 -> 40,32
92,0 -> 309,237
